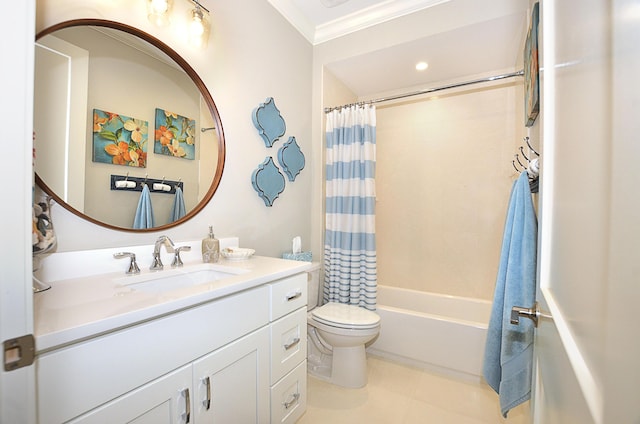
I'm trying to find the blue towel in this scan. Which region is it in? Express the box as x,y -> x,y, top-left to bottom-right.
169,186 -> 186,222
483,171 -> 537,417
133,184 -> 155,229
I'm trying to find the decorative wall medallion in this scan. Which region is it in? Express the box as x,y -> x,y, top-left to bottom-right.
252,97 -> 286,148
251,156 -> 286,207
278,136 -> 305,182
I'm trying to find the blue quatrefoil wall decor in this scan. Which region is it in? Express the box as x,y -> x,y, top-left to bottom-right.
252,97 -> 286,148
278,137 -> 305,182
251,157 -> 286,207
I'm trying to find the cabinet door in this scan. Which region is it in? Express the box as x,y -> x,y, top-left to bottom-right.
193,326 -> 270,423
68,365 -> 193,424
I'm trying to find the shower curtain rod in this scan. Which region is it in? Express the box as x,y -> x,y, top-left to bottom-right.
324,69 -> 524,113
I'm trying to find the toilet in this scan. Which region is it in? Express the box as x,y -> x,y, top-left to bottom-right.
306,263 -> 381,388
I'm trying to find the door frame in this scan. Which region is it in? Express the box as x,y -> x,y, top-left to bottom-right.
0,1 -> 37,423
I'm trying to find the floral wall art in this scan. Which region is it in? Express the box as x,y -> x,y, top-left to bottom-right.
154,108 -> 196,160
92,109 -> 148,167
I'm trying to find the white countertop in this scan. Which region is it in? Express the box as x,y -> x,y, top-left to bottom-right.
34,245 -> 312,353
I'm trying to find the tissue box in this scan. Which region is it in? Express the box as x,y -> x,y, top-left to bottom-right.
282,251 -> 312,262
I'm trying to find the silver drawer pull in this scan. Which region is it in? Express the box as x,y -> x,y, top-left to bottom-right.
283,337 -> 300,350
286,290 -> 302,301
182,388 -> 191,423
202,376 -> 211,410
283,392 -> 300,409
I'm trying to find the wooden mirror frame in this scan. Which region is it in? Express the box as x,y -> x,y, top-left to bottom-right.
35,19 -> 225,232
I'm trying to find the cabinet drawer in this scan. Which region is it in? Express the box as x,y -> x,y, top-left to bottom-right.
270,273 -> 307,321
270,307 -> 307,384
270,360 -> 307,424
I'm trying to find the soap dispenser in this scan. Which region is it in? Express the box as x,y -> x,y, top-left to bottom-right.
202,226 -> 220,263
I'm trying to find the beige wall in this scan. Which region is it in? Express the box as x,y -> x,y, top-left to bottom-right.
375,80 -> 523,300
311,0 -> 528,263
36,0 -> 313,255
314,0 -> 529,299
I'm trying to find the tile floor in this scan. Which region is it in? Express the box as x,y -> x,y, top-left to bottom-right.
297,355 -> 530,424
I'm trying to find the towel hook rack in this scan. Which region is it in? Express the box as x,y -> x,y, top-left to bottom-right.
512,160 -> 522,173
519,146 -> 530,162
524,137 -> 539,156
111,174 -> 183,194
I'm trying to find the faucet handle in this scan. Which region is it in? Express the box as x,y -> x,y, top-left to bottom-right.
113,252 -> 141,275
172,246 -> 191,268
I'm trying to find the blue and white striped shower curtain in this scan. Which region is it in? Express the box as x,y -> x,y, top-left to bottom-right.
323,104 -> 377,311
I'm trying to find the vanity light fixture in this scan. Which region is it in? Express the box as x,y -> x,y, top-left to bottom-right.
146,0 -> 211,49
147,0 -> 174,27
188,0 -> 210,48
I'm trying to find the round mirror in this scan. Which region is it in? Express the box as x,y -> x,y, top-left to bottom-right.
34,19 -> 225,232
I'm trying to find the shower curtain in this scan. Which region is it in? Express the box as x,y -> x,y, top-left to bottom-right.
323,104 -> 377,311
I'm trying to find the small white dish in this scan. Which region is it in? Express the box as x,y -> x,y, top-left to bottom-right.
221,247 -> 255,261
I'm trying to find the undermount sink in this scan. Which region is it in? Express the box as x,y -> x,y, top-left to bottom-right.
115,264 -> 249,293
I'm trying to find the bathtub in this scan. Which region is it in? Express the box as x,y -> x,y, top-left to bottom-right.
367,285 -> 491,379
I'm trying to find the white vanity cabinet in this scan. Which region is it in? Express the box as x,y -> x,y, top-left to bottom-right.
268,274 -> 308,424
63,327 -> 271,424
36,269 -> 309,424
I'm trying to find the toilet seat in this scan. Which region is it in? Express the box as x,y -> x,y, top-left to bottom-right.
311,302 -> 380,329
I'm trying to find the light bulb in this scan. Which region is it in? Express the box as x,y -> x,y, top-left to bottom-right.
188,7 -> 210,48
150,0 -> 169,13
190,15 -> 205,37
147,0 -> 172,27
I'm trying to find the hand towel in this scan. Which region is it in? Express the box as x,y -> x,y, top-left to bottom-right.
169,186 -> 186,222
133,184 -> 155,229
482,171 -> 538,417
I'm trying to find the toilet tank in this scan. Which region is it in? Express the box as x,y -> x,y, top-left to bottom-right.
307,262 -> 322,310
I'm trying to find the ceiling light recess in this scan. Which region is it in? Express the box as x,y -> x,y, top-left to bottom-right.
415,61 -> 429,71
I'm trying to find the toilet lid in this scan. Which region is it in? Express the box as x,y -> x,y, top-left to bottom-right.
311,303 -> 380,329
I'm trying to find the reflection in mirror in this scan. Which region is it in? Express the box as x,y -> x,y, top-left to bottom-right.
34,20 -> 224,232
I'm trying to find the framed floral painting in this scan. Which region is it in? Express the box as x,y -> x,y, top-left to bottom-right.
154,108 -> 196,160
92,109 -> 148,167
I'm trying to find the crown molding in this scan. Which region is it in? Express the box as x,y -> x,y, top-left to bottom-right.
315,0 -> 450,44
268,0 -> 451,45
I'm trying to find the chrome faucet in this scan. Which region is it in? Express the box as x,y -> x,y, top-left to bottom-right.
150,236 -> 175,270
